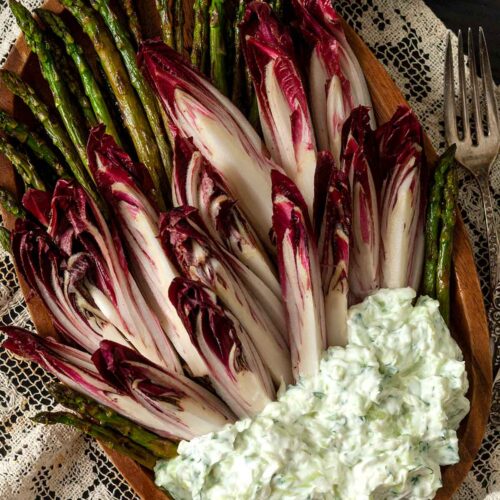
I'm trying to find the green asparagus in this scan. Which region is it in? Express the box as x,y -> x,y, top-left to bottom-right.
9,1 -> 90,175
270,0 -> 283,19
89,0 -> 172,187
32,411 -> 157,469
0,109 -> 68,178
174,0 -> 185,55
209,0 -> 228,95
49,383 -> 178,459
191,0 -> 209,71
119,0 -> 142,47
36,9 -> 123,145
60,0 -> 166,204
436,165 -> 458,326
231,0 -> 245,106
0,70 -> 92,194
46,35 -> 98,129
0,187 -> 26,218
0,136 -> 46,191
155,0 -> 174,47
422,145 -> 456,297
0,226 -> 11,254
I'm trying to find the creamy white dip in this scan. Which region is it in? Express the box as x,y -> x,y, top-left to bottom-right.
155,288 -> 470,499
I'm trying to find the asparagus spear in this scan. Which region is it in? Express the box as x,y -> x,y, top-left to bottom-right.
49,383 -> 178,459
63,0 -> 169,197
89,0 -> 172,179
174,0 -> 185,55
191,0 -> 210,71
9,1 -> 90,175
270,0 -> 283,19
118,0 -> 142,47
436,165 -> 458,326
0,227 -> 11,254
0,70 -> 93,195
0,109 -> 67,178
46,35 -> 98,129
155,0 -> 174,47
32,411 -> 157,469
209,0 -> 228,95
422,145 -> 456,297
0,187 -> 26,218
35,9 -> 122,146
231,0 -> 245,106
0,136 -> 46,191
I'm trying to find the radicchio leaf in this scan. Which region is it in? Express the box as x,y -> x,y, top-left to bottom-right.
172,136 -> 280,296
272,170 -> 326,380
22,188 -> 52,226
0,327 -> 181,439
376,106 -> 426,290
160,207 -> 292,385
139,39 -> 285,249
86,128 -> 206,377
317,152 -> 351,346
341,107 -> 380,302
169,278 -> 275,418
241,2 -> 317,218
43,179 -> 181,373
291,0 -> 374,165
11,218 -> 120,354
94,340 -> 236,440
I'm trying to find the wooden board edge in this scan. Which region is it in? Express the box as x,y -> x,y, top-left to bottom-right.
100,443 -> 170,500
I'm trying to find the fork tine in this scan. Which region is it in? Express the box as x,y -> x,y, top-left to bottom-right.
457,30 -> 470,140
479,27 -> 499,136
468,28 -> 484,140
444,32 -> 458,143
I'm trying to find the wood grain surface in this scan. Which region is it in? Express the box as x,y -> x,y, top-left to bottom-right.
0,2 -> 492,499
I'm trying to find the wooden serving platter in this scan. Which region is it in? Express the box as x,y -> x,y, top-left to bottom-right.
0,1 -> 492,499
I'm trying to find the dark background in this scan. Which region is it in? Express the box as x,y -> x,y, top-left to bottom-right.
425,0 -> 500,83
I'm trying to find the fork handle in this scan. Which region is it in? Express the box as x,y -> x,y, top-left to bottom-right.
477,173 -> 500,292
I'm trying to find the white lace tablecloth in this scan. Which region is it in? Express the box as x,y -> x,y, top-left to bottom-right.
0,0 -> 499,498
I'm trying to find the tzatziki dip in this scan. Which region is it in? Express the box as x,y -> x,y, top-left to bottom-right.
155,288 -> 470,499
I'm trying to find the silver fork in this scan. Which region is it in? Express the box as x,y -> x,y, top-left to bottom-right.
444,28 -> 499,291
444,28 -> 500,422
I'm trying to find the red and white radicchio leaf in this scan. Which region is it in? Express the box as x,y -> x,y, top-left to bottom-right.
94,340 -> 236,440
241,2 -> 317,218
139,39 -> 284,249
87,128 -> 206,378
376,106 -> 426,290
341,107 -> 380,302
41,179 -> 181,374
172,136 -> 280,296
272,170 -> 326,381
11,219 -> 103,353
169,278 -> 275,418
317,152 -> 352,346
291,0 -> 374,165
0,327 -> 185,439
160,207 -> 292,385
